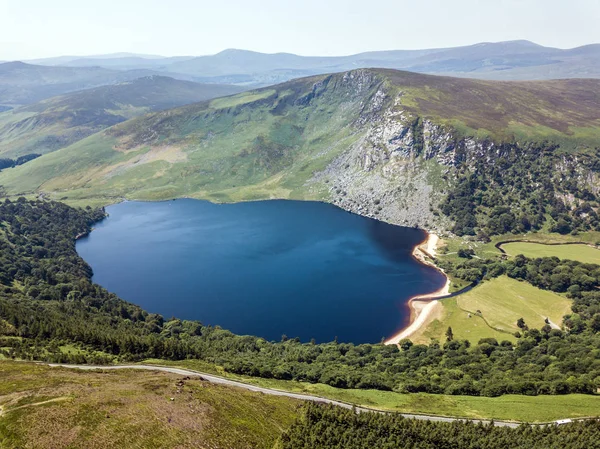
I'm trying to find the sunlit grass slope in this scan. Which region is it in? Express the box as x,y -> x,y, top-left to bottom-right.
456,276 -> 571,332
0,76 -> 244,159
414,276 -> 571,342
0,361 -> 299,449
501,242 -> 600,265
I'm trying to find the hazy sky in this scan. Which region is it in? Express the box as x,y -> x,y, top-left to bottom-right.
0,0 -> 598,60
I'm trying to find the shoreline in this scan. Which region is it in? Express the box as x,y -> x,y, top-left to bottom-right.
384,233 -> 450,345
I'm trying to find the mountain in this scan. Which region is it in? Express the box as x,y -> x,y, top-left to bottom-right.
28,52 -> 174,65
0,76 -> 244,158
31,54 -> 196,70
1,68 -> 598,227
60,56 -> 195,70
0,61 -> 202,107
26,41 -> 600,85
166,41 -> 600,83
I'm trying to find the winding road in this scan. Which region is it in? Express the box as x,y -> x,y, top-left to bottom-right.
48,363 -> 526,427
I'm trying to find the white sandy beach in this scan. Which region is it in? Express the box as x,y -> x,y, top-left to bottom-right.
384,233 -> 450,345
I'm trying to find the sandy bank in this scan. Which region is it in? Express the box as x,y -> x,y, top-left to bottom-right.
384,233 -> 450,345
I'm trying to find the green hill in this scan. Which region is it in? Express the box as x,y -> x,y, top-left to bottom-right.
0,68 -> 599,227
0,76 -> 244,159
0,361 -> 299,449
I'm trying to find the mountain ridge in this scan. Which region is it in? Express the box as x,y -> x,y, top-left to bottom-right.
17,40 -> 600,85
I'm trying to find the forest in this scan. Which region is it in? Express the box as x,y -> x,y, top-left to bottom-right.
441,143 -> 600,237
0,199 -> 599,398
277,403 -> 600,449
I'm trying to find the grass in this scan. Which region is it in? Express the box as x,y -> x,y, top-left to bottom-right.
457,277 -> 571,333
500,242 -> 600,265
209,89 -> 276,109
0,73 -> 367,207
411,296 -> 513,344
412,277 -> 571,344
142,359 -> 600,423
0,77 -> 243,159
0,360 -> 300,449
437,231 -> 600,267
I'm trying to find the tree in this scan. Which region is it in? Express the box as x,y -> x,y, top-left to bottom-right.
398,339 -> 413,351
458,248 -> 475,259
445,326 -> 454,342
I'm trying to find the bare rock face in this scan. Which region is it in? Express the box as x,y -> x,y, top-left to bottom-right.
309,89 -> 465,232
306,72 -> 597,233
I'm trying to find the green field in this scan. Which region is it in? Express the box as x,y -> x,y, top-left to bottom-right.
412,296 -> 514,344
457,276 -> 571,333
143,360 -> 600,423
412,276 -> 571,343
438,232 -> 600,292
501,242 -> 600,265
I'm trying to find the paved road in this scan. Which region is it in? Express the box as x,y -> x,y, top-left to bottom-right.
48,363 -> 522,428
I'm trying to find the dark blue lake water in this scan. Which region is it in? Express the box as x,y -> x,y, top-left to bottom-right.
76,199 -> 445,343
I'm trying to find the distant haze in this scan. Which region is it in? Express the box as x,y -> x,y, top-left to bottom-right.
0,0 -> 598,60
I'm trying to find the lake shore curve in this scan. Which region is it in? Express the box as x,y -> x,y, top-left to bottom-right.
385,233 -> 450,345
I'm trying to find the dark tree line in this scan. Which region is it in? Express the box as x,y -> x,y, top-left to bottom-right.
277,403 -> 600,449
0,153 -> 40,172
1,199 -> 600,397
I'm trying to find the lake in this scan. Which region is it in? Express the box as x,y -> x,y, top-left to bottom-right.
76,199 -> 446,343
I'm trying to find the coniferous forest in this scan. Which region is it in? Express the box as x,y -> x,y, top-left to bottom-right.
277,403 -> 600,449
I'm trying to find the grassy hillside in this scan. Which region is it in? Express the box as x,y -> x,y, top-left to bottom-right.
501,242 -> 600,265
0,76 -> 243,159
0,361 -> 299,449
1,362 -> 598,449
412,277 -> 571,343
0,68 -> 598,206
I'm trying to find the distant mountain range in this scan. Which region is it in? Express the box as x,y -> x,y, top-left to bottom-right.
18,40 -> 600,85
0,61 -> 212,107
0,76 -> 243,158
2,40 -> 598,109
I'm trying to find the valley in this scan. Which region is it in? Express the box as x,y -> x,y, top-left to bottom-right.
1,33 -> 600,447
